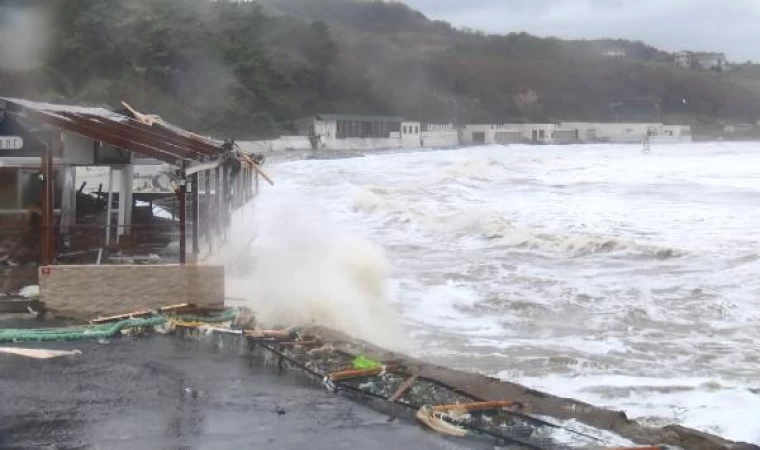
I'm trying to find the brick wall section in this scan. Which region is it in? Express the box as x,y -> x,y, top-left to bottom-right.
39,265 -> 225,319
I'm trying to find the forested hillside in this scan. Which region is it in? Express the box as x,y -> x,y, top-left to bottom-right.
1,0 -> 759,138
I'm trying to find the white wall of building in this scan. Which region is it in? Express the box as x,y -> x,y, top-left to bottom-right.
401,121 -> 421,149
61,131 -> 95,165
324,138 -> 402,151
505,123 -> 556,143
560,122 -> 692,143
421,131 -> 458,148
424,123 -> 454,132
560,122 -> 656,143
238,136 -> 313,153
493,130 -> 521,145
461,125 -> 494,144
551,128 -> 578,144
314,119 -> 337,140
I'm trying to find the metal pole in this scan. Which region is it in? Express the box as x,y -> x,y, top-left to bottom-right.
191,173 -> 200,257
204,170 -> 211,236
105,167 -> 114,246
40,144 -> 50,266
222,165 -> 230,229
215,166 -> 223,233
178,182 -> 187,265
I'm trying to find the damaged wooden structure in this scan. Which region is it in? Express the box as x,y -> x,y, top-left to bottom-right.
0,97 -> 266,315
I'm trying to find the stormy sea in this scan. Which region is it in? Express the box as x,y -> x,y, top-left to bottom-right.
231,142 -> 760,444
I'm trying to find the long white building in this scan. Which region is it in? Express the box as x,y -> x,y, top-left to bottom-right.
560,122 -> 692,143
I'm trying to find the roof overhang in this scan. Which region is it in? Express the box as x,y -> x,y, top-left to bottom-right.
0,97 -> 229,172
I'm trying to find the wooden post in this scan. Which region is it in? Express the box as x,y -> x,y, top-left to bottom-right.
191,173 -> 200,258
178,182 -> 187,265
204,170 -> 211,242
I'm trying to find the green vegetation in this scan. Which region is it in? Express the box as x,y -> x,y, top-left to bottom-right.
1,0 -> 759,138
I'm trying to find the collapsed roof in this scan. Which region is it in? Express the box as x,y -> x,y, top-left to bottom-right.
0,97 -> 233,173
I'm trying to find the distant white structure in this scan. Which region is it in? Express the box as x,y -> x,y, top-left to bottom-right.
461,124 -> 523,145
422,123 -> 458,148
604,50 -> 627,57
560,122 -> 692,143
287,114 -> 457,152
244,115 -> 692,153
675,51 -> 728,71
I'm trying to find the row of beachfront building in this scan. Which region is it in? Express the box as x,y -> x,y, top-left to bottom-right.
240,114 -> 692,153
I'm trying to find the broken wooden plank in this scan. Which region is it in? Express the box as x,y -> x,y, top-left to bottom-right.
388,374 -> 419,402
244,329 -> 293,340
328,367 -> 384,381
430,400 -> 523,413
90,304 -> 193,324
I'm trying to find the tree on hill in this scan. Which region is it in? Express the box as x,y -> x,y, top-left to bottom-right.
1,0 -> 759,138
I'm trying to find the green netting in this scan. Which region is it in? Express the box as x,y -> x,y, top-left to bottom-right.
0,316 -> 167,343
0,308 -> 239,343
352,355 -> 382,370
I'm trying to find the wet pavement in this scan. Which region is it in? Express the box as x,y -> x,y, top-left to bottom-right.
0,337 -> 484,450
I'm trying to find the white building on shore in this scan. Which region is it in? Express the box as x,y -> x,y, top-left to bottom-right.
242,115 -> 693,153
560,122 -> 692,143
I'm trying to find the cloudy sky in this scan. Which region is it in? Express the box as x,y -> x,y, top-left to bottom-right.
402,0 -> 760,62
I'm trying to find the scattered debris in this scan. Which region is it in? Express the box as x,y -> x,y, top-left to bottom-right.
18,285 -> 39,299
0,347 -> 81,359
90,303 -> 195,324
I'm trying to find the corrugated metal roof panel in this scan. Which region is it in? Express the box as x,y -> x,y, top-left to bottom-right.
0,98 -> 228,168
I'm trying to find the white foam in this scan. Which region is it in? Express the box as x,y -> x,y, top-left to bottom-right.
248,143 -> 760,444
226,190 -> 407,351
513,374 -> 760,445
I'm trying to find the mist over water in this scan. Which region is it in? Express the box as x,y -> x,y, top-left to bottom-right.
237,142 -> 760,444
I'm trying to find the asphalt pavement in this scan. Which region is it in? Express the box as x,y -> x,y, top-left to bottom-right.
0,336 -> 488,450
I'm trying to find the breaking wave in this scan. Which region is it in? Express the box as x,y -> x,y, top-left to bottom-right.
226,205 -> 406,350
353,187 -> 681,258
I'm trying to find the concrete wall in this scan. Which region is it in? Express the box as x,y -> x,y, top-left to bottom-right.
551,128 -> 579,144
238,136 -> 313,153
401,121 -> 421,149
560,122 -> 661,143
424,123 -> 454,132
39,264 -> 225,319
510,124 -> 556,143
494,130 -> 522,145
323,137 -> 402,151
560,122 -> 692,143
421,131 -> 459,148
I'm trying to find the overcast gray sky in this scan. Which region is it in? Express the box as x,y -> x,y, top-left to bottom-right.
402,0 -> 760,62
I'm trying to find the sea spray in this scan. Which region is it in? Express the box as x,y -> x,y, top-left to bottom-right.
225,203 -> 407,351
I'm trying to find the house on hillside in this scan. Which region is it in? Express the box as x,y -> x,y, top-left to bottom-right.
675,51 -> 729,71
